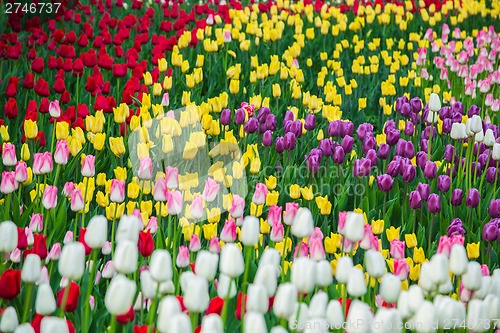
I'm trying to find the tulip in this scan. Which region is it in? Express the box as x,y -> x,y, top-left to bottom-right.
14,324 -> 34,333
176,246 -> 190,268
114,240 -> 138,275
2,143 -> 17,166
85,215 -> 108,249
364,250 -> 386,278
54,141 -> 70,165
467,299 -> 490,333
149,249 -> 173,282
0,221 -> 18,253
427,194 -> 441,214
449,244 -> 468,276
335,256 -> 353,284
217,273 -> 237,299
290,207 -> 314,238
33,152 -> 53,175
428,93 -> 441,112
462,261 -> 482,291
241,216 -> 260,246
14,162 -> 27,184
219,243 -> 244,278
21,254 -> 41,283
346,300 -> 373,333
376,174 -> 393,191
81,155 -> 95,177
110,179 -> 126,203
308,292 -> 328,319
138,157 -> 153,180
283,202 -> 299,226
493,143 -> 500,160
183,274 -> 209,313
288,302 -> 309,331
202,178 -> 219,203
35,283 -> 57,315
58,242 -> 85,280
244,312 -> 268,333
390,240 -> 405,259
343,211 -> 364,242
42,185 -> 58,210
157,296 -> 182,332
188,235 -> 201,252
1,171 -> 19,194
246,284 -> 268,313
372,308 -> 402,333
105,274 -> 137,316
347,267 -> 367,297
466,188 -> 480,208
0,307 -> 18,332
325,299 -> 344,329
116,215 -> 142,244
270,283 -> 297,320
167,191 -> 183,215
252,183 -> 268,205
291,257 -> 316,294
49,100 -> 61,118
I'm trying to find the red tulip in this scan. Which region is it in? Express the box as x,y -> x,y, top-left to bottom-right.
206,297 -> 224,315
0,269 -> 22,300
117,306 -> 135,324
39,98 -> 50,113
17,227 -> 28,250
134,325 -> 156,333
78,228 -> 93,256
4,98 -> 18,119
60,90 -> 71,104
235,292 -> 247,320
31,57 -> 45,74
138,230 -> 154,257
22,73 -> 34,89
113,64 -> 128,77
34,78 -> 50,97
54,78 -> 66,94
57,282 -> 81,312
25,234 -> 48,260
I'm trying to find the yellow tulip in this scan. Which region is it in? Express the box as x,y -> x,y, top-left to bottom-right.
158,58 -> 168,72
466,242 -> 480,259
56,122 -> 69,140
21,143 -> 30,161
386,226 -> 400,241
413,247 -> 425,264
24,120 -> 38,139
93,133 -> 106,151
404,233 -> 418,248
106,202 -> 125,220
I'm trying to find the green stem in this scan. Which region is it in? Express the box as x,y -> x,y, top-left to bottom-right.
21,283 -> 34,322
58,282 -> 71,318
83,250 -> 99,333
111,204 -> 118,257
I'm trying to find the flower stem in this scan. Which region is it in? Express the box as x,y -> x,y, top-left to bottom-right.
58,282 -> 71,318
21,283 -> 34,322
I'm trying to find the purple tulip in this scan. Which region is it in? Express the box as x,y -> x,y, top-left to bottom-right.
400,103 -> 411,117
366,149 -> 377,167
283,132 -> 296,150
451,189 -> 463,206
396,140 -> 406,157
283,110 -> 294,124
409,190 -> 422,209
341,135 -> 354,153
402,164 -> 416,182
405,141 -> 415,159
420,139 -> 428,154
427,194 -> 441,214
424,161 -> 437,179
478,153 -> 488,170
444,145 -> 455,163
439,106 -> 452,120
265,114 -> 277,131
275,137 -> 284,153
436,175 -> 450,192
447,218 -> 466,237
332,146 -> 345,164
259,123 -> 267,134
452,101 -> 464,114
376,174 -> 393,192
442,119 -> 453,134
410,112 -> 421,125
343,122 -> 354,137
235,108 -> 246,124
422,126 -> 437,140
263,130 -> 273,146
471,162 -> 482,177
357,123 -> 374,141
257,107 -> 270,123
378,143 -> 390,159
328,120 -> 341,137
244,118 -> 259,134
416,183 -> 430,201
451,111 -> 463,123
466,188 -> 480,208
292,121 -> 303,138
221,109 -> 231,125
410,97 -> 422,113
353,158 -> 372,177
386,160 -> 401,177
416,152 -> 428,169
395,96 -> 409,112
482,222 -> 498,242
467,104 -> 481,118
488,199 -> 500,218
486,167 -> 498,183
404,121 -> 415,136
284,120 -> 292,134
363,135 -> 376,154
304,114 -> 316,130
384,120 -> 396,135
319,139 -> 334,156
307,153 -> 321,173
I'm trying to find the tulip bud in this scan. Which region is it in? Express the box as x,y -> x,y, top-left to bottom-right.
493,143 -> 500,161
195,250 -> 219,281
241,216 -> 260,247
470,115 -> 482,134
429,253 -> 450,285
22,254 -> 41,283
40,317 -> 68,333
462,261 -> 482,291
380,273 -> 401,304
84,215 -> 108,249
157,296 -> 182,332
219,244 -> 244,278
246,284 -> 268,313
245,312 -> 268,333
407,300 -> 436,333
273,283 -> 298,319
217,274 -> 237,299
105,274 -> 137,316
35,283 -> 57,315
449,244 -> 468,275
335,256 -> 353,284
315,260 -> 333,288
291,257 -> 316,294
326,299 -> 344,329
451,123 -> 467,140
200,314 -> 223,333
182,274 -> 209,313
114,241 -> 138,275
254,264 -> 278,296
308,292 -> 328,319
14,324 -> 35,333
467,299 -> 490,333
149,249 -> 173,282
344,212 -> 364,242
347,267 -> 367,298
346,300 -> 373,333
116,215 -> 142,244
290,207 -> 314,238
0,307 -> 18,332
428,93 -> 441,112
372,308 -> 402,333
0,221 -> 18,253
58,242 -> 85,280
365,250 -> 386,278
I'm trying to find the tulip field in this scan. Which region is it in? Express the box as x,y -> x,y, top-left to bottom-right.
1,0 -> 500,332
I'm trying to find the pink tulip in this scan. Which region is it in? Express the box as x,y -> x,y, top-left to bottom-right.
450,234 -> 464,246
161,92 -> 170,106
62,182 -> 75,197
190,195 -> 204,220
110,179 -> 126,203
208,237 -> 220,253
165,166 -> 178,189
270,221 -> 284,242
26,227 -> 34,246
102,241 -> 112,255
202,178 -> 219,202
81,155 -> 95,177
42,185 -> 58,209
360,225 -> 374,250
47,243 -> 61,261
89,295 -> 95,311
293,241 -> 308,258
166,110 -> 175,119
337,211 -> 347,234
14,161 -> 28,183
252,183 -> 268,205
167,190 -> 183,215
1,171 -> 18,194
389,240 -> 405,259
138,157 -> 153,180
33,152 -> 53,175
2,143 -> 17,166
54,140 -> 70,165
393,258 -> 409,280
176,246 -> 190,268
63,231 -> 74,244
230,194 -> 245,218
267,205 -> 282,226
189,234 -> 201,252
153,178 -> 168,202
70,187 -> 85,212
10,248 -> 21,263
481,264 -> 490,276
49,100 -> 61,118
437,236 -> 453,257
146,217 -> 158,234
342,237 -> 355,253
29,214 -> 44,233
371,235 -> 380,251
309,238 -> 326,261
308,227 -> 323,245
283,202 -> 299,226
220,219 -> 237,243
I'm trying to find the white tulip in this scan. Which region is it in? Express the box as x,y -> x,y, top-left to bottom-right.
14,324 -> 35,333
429,253 -> 449,285
493,143 -> 500,161
291,257 -> 316,294
104,274 -> 137,315
140,270 -> 158,299
246,284 -> 268,313
115,215 -> 142,244
183,274 -> 209,313
149,250 -> 173,282
380,273 -> 401,304
241,216 -> 260,246
22,254 -> 41,283
449,244 -> 468,275
288,303 -> 308,332
84,215 -> 108,249
450,123 -> 467,140
419,261 -> 434,292
0,307 -> 18,332
408,300 -> 436,333
372,308 -> 402,333
217,274 -> 236,299
428,93 -> 441,112
245,312 -> 268,333
483,129 -> 496,147
290,208 -> 314,238
346,300 -> 373,333
347,267 -> 366,298
195,250 -> 219,281
364,250 -> 386,278
335,256 -> 353,284
315,260 -> 333,288
40,317 -> 69,333
169,313 -> 192,333
326,299 -> 344,329
35,284 -> 56,315
467,299 -> 490,333
58,242 -> 85,280
308,292 -> 328,318
113,241 -> 138,275
407,285 -> 425,316
219,244 -> 244,278
157,296 -> 181,333
273,283 -> 297,319
200,314 -> 223,333
463,261 -> 482,291
470,115 -> 483,133
0,221 -> 18,253
254,264 -> 278,296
